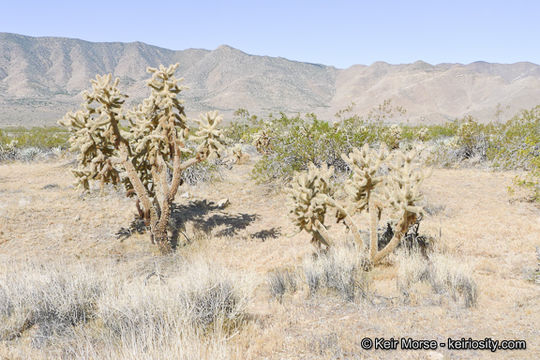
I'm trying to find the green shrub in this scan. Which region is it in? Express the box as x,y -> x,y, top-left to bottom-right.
223,108 -> 263,143
0,126 -> 69,149
489,106 -> 540,201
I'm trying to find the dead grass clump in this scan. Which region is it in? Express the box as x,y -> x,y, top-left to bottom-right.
430,254 -> 478,307
0,258 -> 250,359
0,262 -> 103,347
64,324 -> 232,360
397,251 -> 478,308
303,245 -> 370,301
99,259 -> 250,338
267,269 -> 297,302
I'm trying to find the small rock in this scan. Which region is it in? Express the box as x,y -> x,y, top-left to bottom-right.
216,198 -> 230,209
181,192 -> 190,199
74,215 -> 81,221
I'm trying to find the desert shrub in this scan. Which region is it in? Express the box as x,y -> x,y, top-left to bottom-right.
489,105 -> 540,201
0,258 -> 250,359
0,126 -> 69,149
453,115 -> 494,160
303,245 -> 370,301
0,126 -> 67,163
181,158 -> 226,186
65,325 -> 232,360
0,263 -> 103,347
248,101 -> 412,183
223,108 -> 263,144
397,252 -> 477,308
0,141 -> 18,162
267,269 -> 297,302
251,113 -> 349,182
0,144 -> 64,163
426,115 -> 495,167
98,260 -> 249,337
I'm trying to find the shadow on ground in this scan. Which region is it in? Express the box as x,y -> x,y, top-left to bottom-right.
250,227 -> 282,241
116,199 -> 259,248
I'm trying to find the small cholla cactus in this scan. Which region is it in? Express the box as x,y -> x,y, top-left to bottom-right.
416,127 -> 429,141
289,163 -> 334,247
252,129 -> 271,154
232,144 -> 243,163
60,64 -> 227,253
383,124 -> 403,149
455,115 -> 479,157
289,144 -> 428,265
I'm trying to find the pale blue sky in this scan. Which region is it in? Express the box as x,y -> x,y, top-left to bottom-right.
1,0 -> 539,68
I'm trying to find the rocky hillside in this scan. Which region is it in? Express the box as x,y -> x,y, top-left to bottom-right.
1,32 -> 539,126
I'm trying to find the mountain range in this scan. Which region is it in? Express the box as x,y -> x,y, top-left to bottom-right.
1,32 -> 539,126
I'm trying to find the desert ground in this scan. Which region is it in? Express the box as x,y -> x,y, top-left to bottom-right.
0,154 -> 539,359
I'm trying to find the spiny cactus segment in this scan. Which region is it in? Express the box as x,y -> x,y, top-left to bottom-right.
341,143 -> 388,213
192,111 -> 225,160
59,74 -> 127,190
289,163 -> 334,247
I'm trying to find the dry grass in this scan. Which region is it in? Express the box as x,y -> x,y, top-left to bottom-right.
1,157 -> 539,359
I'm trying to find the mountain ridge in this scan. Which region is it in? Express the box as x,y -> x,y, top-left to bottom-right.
1,32 -> 539,126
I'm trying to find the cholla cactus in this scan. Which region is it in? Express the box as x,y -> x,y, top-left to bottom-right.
232,144 -> 243,163
374,148 -> 427,263
192,111 -> 225,160
289,163 -> 334,247
59,74 -> 126,191
289,144 -> 428,265
383,124 -> 403,149
341,144 -> 388,213
416,127 -> 429,141
455,116 -> 479,157
60,64 -> 226,253
252,129 -> 271,154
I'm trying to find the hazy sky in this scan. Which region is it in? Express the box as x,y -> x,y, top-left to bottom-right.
1,0 -> 539,68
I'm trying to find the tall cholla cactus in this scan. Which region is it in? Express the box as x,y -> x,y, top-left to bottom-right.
60,64 -> 226,253
289,163 -> 334,247
289,144 -> 428,265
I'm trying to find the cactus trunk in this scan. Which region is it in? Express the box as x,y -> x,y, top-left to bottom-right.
153,226 -> 171,254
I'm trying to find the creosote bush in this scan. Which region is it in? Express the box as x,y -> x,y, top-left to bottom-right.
489,105 -> 540,202
59,64 -> 227,253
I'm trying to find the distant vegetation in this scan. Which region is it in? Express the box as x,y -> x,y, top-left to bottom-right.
1,101 -> 538,202
0,126 -> 69,149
